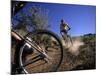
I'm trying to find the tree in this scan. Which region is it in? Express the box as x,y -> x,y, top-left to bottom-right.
29,6 -> 49,30
12,3 -> 49,36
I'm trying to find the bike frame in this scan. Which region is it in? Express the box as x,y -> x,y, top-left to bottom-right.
11,29 -> 50,61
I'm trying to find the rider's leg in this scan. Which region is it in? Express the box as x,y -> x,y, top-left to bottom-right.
63,30 -> 68,42
60,31 -> 66,41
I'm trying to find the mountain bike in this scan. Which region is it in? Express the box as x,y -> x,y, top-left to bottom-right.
11,29 -> 63,74
11,1 -> 63,74
11,2 -> 63,74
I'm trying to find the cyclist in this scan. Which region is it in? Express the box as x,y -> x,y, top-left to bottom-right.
60,19 -> 70,41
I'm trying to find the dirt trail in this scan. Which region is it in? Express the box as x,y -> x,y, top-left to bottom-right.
68,38 -> 84,55
62,37 -> 84,55
58,37 -> 84,71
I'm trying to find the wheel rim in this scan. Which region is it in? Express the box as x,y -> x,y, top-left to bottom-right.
19,30 -> 63,73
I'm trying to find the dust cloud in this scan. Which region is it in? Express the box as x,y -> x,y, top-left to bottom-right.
66,37 -> 84,56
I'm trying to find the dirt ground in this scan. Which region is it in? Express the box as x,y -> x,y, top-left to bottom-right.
11,37 -> 96,74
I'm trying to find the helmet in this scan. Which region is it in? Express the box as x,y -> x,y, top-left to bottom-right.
61,19 -> 64,23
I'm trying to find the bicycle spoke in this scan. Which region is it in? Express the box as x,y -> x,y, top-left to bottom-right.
23,56 -> 43,67
19,30 -> 63,73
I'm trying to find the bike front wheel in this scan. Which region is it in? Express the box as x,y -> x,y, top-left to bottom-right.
19,30 -> 63,74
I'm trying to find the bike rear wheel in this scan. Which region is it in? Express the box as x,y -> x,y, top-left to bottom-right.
19,30 -> 63,74
66,35 -> 73,48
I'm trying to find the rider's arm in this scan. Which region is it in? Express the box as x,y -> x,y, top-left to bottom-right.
68,25 -> 71,30
66,23 -> 70,30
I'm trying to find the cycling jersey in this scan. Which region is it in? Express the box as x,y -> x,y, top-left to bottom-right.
60,23 -> 69,32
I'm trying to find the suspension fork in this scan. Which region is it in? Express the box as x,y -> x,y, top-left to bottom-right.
24,39 -> 50,59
